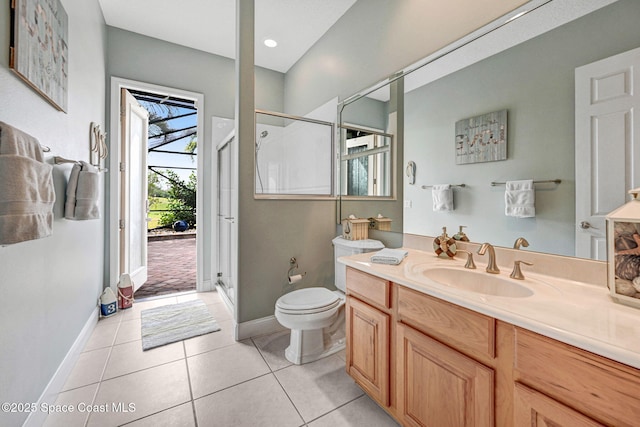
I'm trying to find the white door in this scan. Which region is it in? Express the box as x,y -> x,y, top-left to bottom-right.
120,89 -> 149,290
575,47 -> 640,260
217,132 -> 236,305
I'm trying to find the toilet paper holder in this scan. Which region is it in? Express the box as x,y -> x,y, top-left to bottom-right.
288,257 -> 307,284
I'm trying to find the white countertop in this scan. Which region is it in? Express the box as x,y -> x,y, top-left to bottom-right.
339,248 -> 640,369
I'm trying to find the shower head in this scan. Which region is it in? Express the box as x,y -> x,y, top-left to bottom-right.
260,130 -> 268,138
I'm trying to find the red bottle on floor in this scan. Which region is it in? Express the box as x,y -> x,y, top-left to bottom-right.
117,273 -> 134,309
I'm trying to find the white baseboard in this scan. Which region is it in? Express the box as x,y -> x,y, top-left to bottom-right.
211,283 -> 285,341
23,308 -> 99,427
236,315 -> 286,341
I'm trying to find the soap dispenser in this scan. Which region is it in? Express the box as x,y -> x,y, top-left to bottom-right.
453,225 -> 470,242
433,227 -> 457,258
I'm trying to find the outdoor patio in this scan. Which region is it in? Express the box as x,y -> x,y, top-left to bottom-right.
134,233 -> 197,299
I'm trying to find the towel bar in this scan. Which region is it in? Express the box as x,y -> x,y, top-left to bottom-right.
54,156 -> 78,165
421,184 -> 466,189
491,179 -> 561,186
54,156 -> 108,172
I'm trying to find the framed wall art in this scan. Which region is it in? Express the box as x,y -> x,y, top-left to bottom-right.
455,109 -> 507,164
9,0 -> 68,112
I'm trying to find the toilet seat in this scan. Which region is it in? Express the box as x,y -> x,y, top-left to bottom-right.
276,288 -> 341,315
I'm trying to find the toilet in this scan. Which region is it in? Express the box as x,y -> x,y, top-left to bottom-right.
275,236 -> 384,364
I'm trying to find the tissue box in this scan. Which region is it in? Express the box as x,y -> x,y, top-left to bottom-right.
342,218 -> 369,240
369,216 -> 392,231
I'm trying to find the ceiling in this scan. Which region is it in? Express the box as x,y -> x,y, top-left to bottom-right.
97,0 -> 357,73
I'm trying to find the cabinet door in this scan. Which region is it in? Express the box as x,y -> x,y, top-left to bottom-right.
397,323 -> 494,427
514,383 -> 604,427
346,296 -> 390,406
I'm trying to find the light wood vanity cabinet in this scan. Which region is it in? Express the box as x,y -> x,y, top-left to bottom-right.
345,296 -> 390,406
513,327 -> 640,427
396,323 -> 494,427
344,266 -> 640,427
345,268 -> 392,407
513,383 -> 604,427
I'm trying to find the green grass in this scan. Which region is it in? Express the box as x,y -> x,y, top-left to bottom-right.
148,197 -> 170,230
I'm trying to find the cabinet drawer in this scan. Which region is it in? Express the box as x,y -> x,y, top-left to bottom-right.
397,286 -> 495,360
515,327 -> 640,427
514,382 -> 604,427
346,267 -> 390,310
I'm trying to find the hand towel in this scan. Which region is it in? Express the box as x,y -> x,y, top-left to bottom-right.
370,248 -> 408,265
432,184 -> 453,212
0,121 -> 45,161
0,123 -> 55,245
65,161 -> 100,220
505,180 -> 535,218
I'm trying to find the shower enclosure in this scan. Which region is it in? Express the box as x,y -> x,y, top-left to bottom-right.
215,117 -> 236,307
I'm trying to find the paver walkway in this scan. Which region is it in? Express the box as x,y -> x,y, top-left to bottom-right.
134,237 -> 196,299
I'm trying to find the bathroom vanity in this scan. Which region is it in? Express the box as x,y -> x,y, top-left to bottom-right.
340,245 -> 640,427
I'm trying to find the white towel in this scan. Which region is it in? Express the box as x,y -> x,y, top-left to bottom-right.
505,180 -> 535,218
370,248 -> 408,265
65,161 -> 100,220
432,184 -> 453,212
0,123 -> 55,245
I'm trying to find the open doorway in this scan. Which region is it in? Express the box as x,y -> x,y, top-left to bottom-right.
109,78 -> 205,299
132,89 -> 198,299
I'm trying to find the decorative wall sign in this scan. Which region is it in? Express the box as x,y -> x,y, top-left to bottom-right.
455,110 -> 507,164
10,0 -> 68,112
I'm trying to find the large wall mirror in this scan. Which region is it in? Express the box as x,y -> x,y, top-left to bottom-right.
338,77 -> 404,233
338,0 -> 637,259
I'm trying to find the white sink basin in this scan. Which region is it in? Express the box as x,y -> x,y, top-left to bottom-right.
421,267 -> 533,298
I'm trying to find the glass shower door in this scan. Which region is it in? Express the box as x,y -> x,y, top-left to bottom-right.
216,124 -> 236,305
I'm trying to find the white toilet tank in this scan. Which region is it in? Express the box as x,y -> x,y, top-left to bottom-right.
332,236 -> 384,292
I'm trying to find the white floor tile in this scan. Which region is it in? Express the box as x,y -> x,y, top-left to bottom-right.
206,302 -> 232,322
83,323 -> 119,352
252,330 -> 293,371
275,354 -> 364,422
183,319 -> 235,357
308,395 -> 399,427
187,341 -> 270,398
194,374 -> 303,427
46,290 -> 388,427
114,319 -> 142,345
177,290 -> 223,305
103,340 -> 184,380
87,360 -> 191,427
122,402 -> 195,427
43,383 -> 98,427
62,347 -> 110,392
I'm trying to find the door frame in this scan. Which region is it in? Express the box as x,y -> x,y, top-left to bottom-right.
108,77 -> 206,292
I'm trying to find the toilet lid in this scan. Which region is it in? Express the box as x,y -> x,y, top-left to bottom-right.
276,288 -> 341,315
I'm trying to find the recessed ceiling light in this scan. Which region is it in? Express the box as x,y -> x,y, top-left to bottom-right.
264,39 -> 278,48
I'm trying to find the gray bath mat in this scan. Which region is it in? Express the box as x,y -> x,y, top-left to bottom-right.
141,300 -> 220,350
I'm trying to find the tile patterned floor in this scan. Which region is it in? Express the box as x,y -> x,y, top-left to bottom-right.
43,291 -> 399,427
134,238 -> 196,299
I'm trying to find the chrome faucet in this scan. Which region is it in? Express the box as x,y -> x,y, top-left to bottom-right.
477,243 -> 500,274
513,237 -> 529,250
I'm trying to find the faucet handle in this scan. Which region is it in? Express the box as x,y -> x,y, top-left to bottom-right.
457,250 -> 476,269
510,260 -> 533,280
